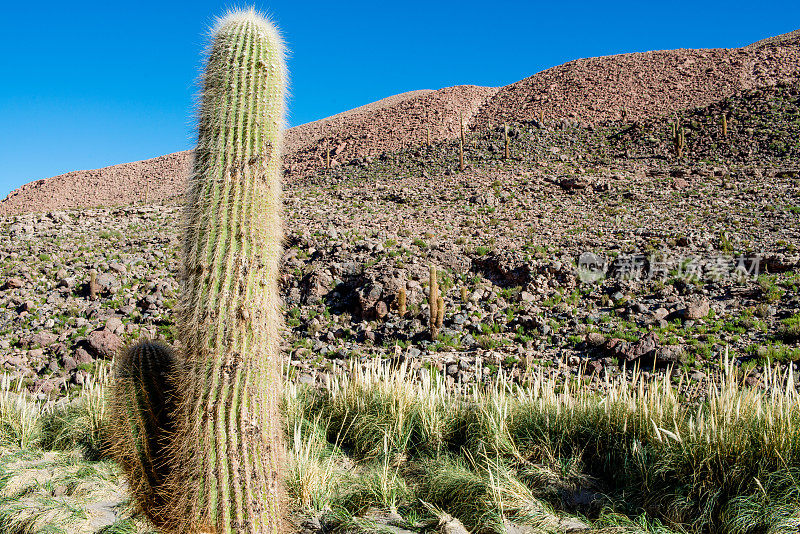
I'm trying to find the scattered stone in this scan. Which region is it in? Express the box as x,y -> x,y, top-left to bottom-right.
105,317 -> 124,335
75,348 -> 94,365
586,332 -> 605,347
86,329 -> 123,359
30,332 -> 58,347
557,517 -> 591,532
678,299 -> 710,320
62,355 -> 78,372
3,277 -> 24,289
656,345 -> 684,364
95,272 -> 120,294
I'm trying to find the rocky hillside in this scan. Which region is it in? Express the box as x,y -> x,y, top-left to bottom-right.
606,81 -> 800,165
475,29 -> 800,126
2,30 -> 799,216
0,86 -> 496,216
2,96 -> 799,396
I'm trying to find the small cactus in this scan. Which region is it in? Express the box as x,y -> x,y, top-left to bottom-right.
88,269 -> 99,300
721,114 -> 728,138
672,119 -> 685,158
429,265 -> 440,340
108,342 -> 177,527
436,296 -> 444,332
503,123 -> 509,160
458,111 -> 466,172
460,285 -> 468,303
459,136 -> 465,172
397,287 -> 407,317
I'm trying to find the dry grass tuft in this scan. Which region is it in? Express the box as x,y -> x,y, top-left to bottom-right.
2,352 -> 800,533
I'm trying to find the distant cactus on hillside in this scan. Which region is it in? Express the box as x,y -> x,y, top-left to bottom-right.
397,287 -> 407,317
429,265 -> 440,339
458,111 -> 466,171
672,119 -> 685,158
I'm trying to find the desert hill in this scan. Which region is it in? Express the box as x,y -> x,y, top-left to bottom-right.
1,29 -> 798,216
475,29 -> 800,126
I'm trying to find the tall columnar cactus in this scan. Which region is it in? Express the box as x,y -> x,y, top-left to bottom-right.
110,9 -> 286,534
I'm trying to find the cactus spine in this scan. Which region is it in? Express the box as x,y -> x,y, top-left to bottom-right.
110,9 -> 287,534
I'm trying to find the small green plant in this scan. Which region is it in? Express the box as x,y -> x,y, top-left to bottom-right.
780,313 -> 800,342
758,274 -> 785,303
412,237 -> 428,249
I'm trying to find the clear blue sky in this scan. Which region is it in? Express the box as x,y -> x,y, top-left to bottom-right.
1,1 -> 798,199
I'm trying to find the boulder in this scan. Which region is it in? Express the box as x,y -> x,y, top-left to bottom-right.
30,332 -> 58,347
678,299 -> 710,320
86,329 -> 123,359
3,277 -> 24,290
